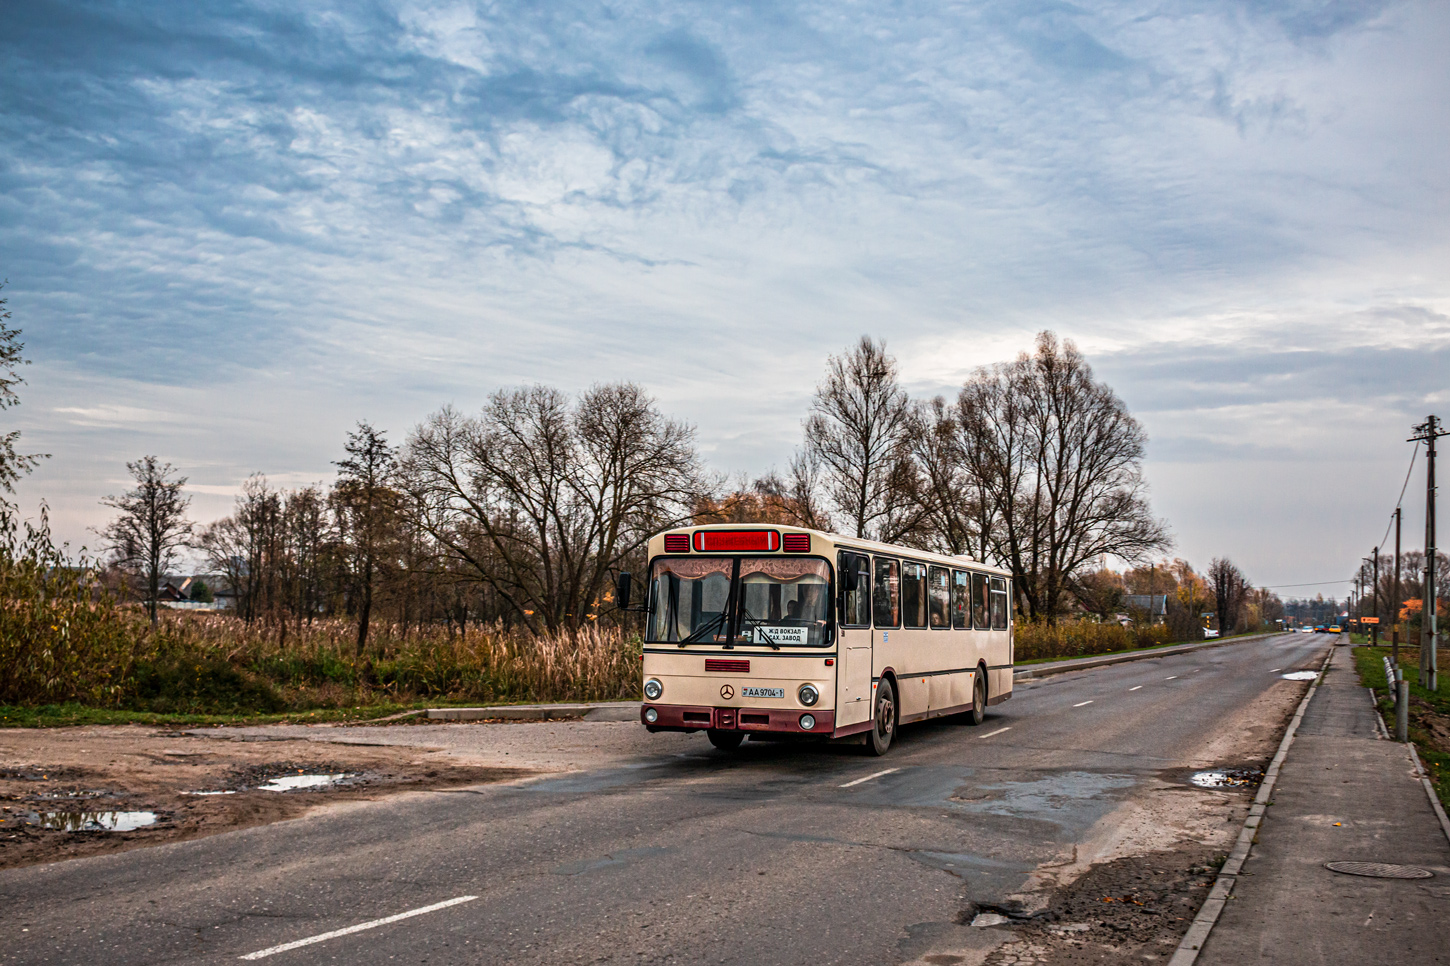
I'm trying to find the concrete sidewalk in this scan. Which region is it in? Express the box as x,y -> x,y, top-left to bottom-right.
1198,646 -> 1450,965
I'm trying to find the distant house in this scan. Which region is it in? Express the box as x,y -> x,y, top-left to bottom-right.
155,574 -> 231,611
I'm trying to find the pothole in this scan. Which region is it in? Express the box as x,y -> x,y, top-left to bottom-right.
1189,768 -> 1263,789
27,810 -> 158,832
1325,861 -> 1433,880
1281,671 -> 1319,681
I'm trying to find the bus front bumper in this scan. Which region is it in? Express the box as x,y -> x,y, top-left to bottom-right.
642,704 -> 836,736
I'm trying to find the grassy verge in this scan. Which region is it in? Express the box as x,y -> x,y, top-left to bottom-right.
1016,629 -> 1277,666
1353,645 -> 1450,807
0,696 -> 600,729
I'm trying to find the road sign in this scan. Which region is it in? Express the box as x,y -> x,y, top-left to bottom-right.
1361,616 -> 1380,624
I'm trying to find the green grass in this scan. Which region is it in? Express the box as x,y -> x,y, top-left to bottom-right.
0,694 -> 618,729
1352,644 -> 1450,808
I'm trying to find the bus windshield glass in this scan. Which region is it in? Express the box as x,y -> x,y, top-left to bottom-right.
648,557 -> 832,646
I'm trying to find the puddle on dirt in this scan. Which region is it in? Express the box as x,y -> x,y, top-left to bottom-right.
256,773 -> 352,792
1281,671 -> 1319,680
28,810 -> 158,832
180,790 -> 237,796
1189,769 -> 1262,789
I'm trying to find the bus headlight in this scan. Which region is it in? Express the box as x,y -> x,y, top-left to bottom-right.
798,684 -> 819,707
799,714 -> 816,730
644,678 -> 663,700
644,707 -> 659,723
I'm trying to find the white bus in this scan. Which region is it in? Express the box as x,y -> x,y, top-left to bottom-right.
621,523 -> 1013,755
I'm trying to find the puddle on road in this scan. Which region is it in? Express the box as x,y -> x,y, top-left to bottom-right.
180,790 -> 237,796
256,773 -> 352,792
29,810 -> 158,832
1281,671 -> 1319,681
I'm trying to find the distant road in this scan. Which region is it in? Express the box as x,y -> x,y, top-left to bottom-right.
0,634 -> 1327,966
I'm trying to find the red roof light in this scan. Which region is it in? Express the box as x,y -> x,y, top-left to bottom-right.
663,534 -> 690,553
782,533 -> 811,553
693,530 -> 780,552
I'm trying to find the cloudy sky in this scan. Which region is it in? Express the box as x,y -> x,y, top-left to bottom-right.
3,0 -> 1447,592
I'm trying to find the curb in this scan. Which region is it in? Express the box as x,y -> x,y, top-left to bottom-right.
1014,633 -> 1279,681
1167,644 -> 1334,966
1407,743 -> 1450,847
426,702 -> 638,721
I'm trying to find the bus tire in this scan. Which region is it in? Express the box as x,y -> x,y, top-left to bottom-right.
966,671 -> 987,726
707,729 -> 744,751
865,677 -> 896,756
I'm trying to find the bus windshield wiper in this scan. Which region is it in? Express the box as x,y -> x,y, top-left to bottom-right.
680,612 -> 728,646
737,611 -> 781,650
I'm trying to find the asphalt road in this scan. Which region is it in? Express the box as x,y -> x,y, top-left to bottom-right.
0,634 -> 1329,966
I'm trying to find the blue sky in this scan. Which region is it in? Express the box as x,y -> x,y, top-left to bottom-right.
3,0 -> 1447,590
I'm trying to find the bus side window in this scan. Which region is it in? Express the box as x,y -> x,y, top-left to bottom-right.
928,566 -> 951,628
952,570 -> 970,629
873,557 -> 900,628
990,576 -> 1008,630
972,572 -> 989,629
839,552 -> 871,627
902,562 -> 927,629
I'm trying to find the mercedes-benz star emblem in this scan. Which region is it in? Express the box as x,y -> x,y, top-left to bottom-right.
720,684 -> 734,699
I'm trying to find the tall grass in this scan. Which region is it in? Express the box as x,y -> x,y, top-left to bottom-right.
1015,618 -> 1174,662
144,613 -> 642,712
0,505 -> 138,706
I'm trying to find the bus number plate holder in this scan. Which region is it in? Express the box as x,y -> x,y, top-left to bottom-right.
742,687 -> 785,699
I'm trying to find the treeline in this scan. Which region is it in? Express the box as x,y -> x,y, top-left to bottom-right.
94,332 -> 1185,644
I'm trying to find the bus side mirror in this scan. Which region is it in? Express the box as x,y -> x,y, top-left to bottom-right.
615,572 -> 633,611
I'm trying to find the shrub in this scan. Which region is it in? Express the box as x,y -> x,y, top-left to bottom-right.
1015,618 -> 1173,662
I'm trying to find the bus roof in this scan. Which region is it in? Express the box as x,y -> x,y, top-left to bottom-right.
650,523 -> 1012,577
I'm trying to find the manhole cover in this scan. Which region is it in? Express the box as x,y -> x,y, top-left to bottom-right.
1325,861 -> 1433,879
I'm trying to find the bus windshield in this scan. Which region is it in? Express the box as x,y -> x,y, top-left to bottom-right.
648,557 -> 832,647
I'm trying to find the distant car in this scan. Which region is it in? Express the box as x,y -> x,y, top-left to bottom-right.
1327,626 -> 1343,634
1314,626 -> 1326,633
1300,626 -> 1314,633
1203,628 -> 1220,638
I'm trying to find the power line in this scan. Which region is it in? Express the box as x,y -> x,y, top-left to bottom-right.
1263,579 -> 1351,589
1377,440 -> 1422,552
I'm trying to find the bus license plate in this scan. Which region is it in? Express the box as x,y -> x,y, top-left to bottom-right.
742,687 -> 785,699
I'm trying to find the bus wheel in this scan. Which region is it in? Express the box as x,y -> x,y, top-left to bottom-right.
865,678 -> 896,756
707,729 -> 744,751
966,673 -> 987,726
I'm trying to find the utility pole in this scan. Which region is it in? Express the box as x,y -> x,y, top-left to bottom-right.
1372,546 -> 1380,647
1395,508 -> 1407,740
1411,415 -> 1446,691
1394,507 -> 1402,666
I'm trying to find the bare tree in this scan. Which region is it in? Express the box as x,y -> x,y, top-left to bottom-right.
910,397 -> 977,555
334,423 -> 397,656
0,281 -> 48,492
956,332 -> 1171,622
803,337 -> 924,542
404,383 -> 705,635
99,456 -> 194,624
1209,557 -> 1246,636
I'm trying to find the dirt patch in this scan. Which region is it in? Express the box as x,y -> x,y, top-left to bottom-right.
979,846 -> 1222,964
0,725 -> 529,870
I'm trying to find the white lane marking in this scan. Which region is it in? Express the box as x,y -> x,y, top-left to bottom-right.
980,727 -> 1011,739
1073,700 -> 1093,707
840,768 -> 898,788
1270,668 -> 1281,672
239,896 -> 479,960
1129,686 -> 1142,692
1166,676 -> 1178,680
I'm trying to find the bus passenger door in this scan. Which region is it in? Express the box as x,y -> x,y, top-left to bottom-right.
837,553 -> 873,728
